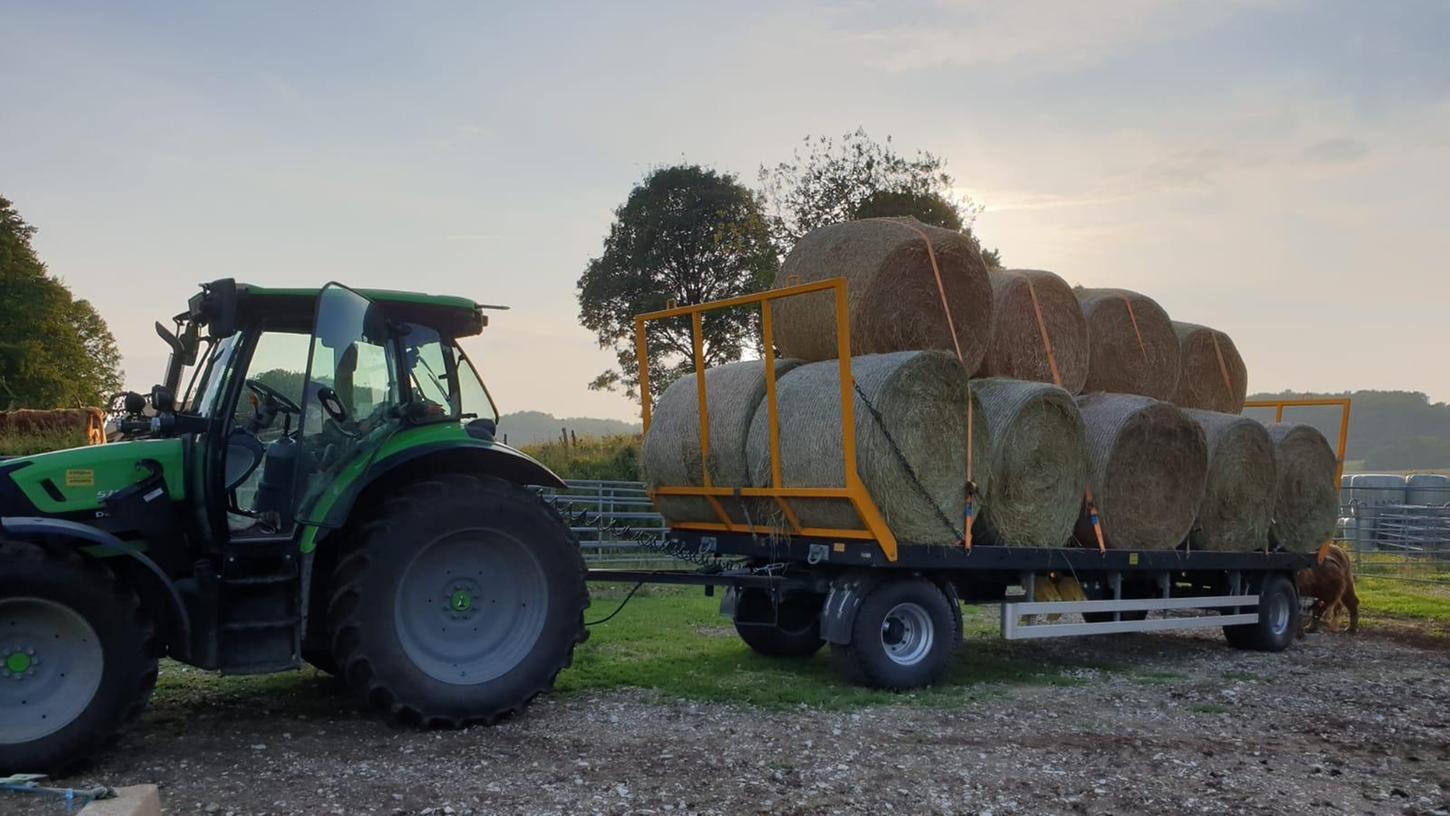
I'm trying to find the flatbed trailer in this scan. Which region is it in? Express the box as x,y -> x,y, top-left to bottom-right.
609,279 -> 1342,690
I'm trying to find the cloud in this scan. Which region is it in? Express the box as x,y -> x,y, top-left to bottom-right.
1301,137 -> 1371,165
835,0 -> 1278,73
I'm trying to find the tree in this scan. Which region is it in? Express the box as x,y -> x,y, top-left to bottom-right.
850,188 -> 1002,268
759,128 -> 1000,266
0,195 -> 124,409
578,165 -> 778,403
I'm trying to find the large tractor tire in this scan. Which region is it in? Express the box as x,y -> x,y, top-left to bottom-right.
326,474 -> 588,726
0,540 -> 157,774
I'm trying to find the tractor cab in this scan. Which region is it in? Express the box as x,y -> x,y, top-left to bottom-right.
122,281 -> 499,545
2,280 -> 586,775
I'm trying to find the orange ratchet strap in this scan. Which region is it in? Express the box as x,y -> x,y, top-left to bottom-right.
882,218 -> 977,551
1027,275 -> 1106,553
1118,293 -> 1149,364
1210,330 -> 1234,402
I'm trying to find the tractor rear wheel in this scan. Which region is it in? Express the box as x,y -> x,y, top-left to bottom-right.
0,540 -> 157,774
326,474 -> 588,726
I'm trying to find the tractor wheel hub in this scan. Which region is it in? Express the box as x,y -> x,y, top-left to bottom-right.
3,649 -> 35,677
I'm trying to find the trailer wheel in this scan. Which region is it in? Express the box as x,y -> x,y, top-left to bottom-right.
832,578 -> 960,690
0,540 -> 157,775
733,589 -> 824,658
327,474 -> 589,726
1223,574 -> 1298,652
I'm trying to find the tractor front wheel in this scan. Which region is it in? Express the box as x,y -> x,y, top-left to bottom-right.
0,540 -> 157,775
326,475 -> 588,726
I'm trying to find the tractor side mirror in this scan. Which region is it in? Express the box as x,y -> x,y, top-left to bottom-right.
316,387 -> 349,424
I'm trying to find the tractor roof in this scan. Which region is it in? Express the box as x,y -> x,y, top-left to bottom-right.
213,282 -> 491,337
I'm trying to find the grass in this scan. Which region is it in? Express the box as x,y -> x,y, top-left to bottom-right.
0,429 -> 88,456
552,584 -> 1090,710
1357,576 -> 1450,622
144,587 -> 1102,718
520,434 -> 642,481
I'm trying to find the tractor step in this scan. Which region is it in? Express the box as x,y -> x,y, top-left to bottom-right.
209,550 -> 302,674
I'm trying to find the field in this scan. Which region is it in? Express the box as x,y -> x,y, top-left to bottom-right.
15,580 -> 1449,815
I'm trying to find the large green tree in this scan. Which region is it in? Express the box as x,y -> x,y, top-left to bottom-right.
578,165 -> 778,403
0,196 -> 123,409
759,128 -> 1000,266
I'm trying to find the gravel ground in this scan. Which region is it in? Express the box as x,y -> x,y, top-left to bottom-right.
14,621 -> 1450,816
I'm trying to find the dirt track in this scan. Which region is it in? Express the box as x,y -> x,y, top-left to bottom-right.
23,622 -> 1450,816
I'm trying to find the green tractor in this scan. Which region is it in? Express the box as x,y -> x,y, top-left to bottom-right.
0,281 -> 589,773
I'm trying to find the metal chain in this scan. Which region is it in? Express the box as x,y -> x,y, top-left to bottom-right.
851,382 -> 961,542
545,494 -> 733,569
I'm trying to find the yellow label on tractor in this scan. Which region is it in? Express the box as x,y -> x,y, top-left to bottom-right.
65,469 -> 95,488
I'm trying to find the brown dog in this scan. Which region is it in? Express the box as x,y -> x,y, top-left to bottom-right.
1296,543 -> 1359,634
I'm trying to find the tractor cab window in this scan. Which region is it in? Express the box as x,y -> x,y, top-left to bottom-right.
190,335 -> 240,417
399,326 -> 497,425
455,349 -> 496,423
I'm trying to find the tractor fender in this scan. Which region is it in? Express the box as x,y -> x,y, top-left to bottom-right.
0,516 -> 191,657
299,441 -> 565,553
371,441 -> 568,490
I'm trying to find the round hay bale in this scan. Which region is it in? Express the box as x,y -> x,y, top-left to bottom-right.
771,218 -> 994,369
1171,322 -> 1248,414
1073,394 -> 1208,550
1075,288 -> 1180,400
970,378 -> 1089,548
1182,409 -> 1276,551
643,358 -> 801,525
1264,423 -> 1338,553
744,350 -> 988,546
981,269 -> 1090,392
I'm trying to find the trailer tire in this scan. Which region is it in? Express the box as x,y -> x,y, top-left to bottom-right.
1223,574 -> 1298,652
327,474 -> 588,727
0,540 -> 157,775
831,578 -> 960,690
733,589 -> 824,658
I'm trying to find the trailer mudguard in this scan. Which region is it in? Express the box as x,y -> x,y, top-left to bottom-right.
0,516 -> 191,656
820,572 -> 886,645
820,571 -> 961,645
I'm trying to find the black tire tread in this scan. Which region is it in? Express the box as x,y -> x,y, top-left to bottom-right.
326,473 -> 588,727
0,539 -> 157,774
831,578 -> 962,691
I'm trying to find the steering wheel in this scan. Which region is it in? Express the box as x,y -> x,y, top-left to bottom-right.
245,379 -> 302,415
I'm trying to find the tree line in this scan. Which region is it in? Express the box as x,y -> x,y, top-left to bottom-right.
0,196 -> 123,410
577,129 -> 998,402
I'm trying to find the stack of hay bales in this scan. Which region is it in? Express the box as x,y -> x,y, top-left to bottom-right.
640,217 -> 1334,555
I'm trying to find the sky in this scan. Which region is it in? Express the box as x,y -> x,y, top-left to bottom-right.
2,0 -> 1447,422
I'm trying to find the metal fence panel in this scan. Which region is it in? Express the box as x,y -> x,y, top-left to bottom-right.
537,480 -> 676,566
1339,482 -> 1450,584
